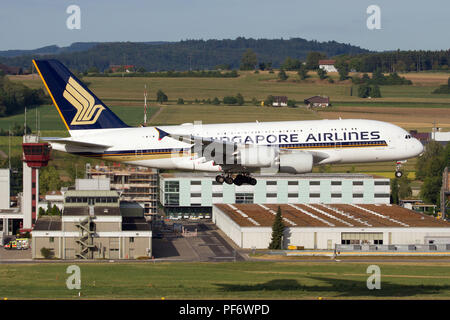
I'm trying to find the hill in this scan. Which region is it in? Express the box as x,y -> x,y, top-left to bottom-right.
0,37 -> 369,72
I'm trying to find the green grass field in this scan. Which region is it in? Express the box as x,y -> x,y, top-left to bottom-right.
1,261 -> 450,299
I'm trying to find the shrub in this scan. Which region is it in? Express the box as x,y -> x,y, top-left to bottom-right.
176,98 -> 184,105
156,89 -> 168,103
212,97 -> 220,105
223,96 -> 238,105
40,247 -> 53,259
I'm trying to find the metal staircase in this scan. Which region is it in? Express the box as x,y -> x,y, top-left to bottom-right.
75,215 -> 96,259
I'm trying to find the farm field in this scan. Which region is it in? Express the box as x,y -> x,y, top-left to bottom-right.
1,261 -> 450,299
2,71 -> 449,178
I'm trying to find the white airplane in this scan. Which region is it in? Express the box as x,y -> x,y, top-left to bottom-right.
33,59 -> 424,185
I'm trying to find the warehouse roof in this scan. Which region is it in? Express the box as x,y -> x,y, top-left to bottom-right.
214,203 -> 450,228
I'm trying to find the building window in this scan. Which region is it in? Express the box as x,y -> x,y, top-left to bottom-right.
129,237 -> 134,243
353,193 -> 364,198
266,181 -> 277,185
288,181 -> 298,185
353,181 -> 363,186
190,193 -> 201,197
235,193 -> 253,204
331,193 -> 342,198
288,193 -> 298,198
374,181 -> 390,186
165,194 -> 179,206
164,181 -> 179,193
331,181 -> 342,186
49,237 -> 54,243
190,181 -> 201,185
374,193 -> 390,198
266,193 -> 277,198
309,181 -> 320,186
309,193 -> 320,198
212,193 -> 223,197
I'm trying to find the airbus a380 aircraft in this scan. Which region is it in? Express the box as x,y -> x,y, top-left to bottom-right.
33,59 -> 423,186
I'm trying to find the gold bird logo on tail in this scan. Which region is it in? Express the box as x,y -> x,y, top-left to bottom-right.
63,77 -> 105,125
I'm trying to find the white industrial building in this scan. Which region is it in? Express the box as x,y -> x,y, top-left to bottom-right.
160,173 -> 391,219
212,203 -> 450,249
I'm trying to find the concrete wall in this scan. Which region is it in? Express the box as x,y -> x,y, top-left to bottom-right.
0,169 -> 10,209
33,234 -> 151,259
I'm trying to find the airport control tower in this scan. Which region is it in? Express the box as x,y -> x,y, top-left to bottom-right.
22,135 -> 51,230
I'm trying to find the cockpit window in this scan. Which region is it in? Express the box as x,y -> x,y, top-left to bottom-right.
405,135 -> 412,139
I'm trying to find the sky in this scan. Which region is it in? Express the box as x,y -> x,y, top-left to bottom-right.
0,0 -> 449,51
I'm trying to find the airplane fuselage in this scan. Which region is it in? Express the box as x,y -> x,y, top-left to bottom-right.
53,119 -> 423,173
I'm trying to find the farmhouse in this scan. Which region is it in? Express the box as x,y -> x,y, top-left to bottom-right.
272,96 -> 288,107
110,65 -> 135,73
318,60 -> 338,72
304,96 -> 330,108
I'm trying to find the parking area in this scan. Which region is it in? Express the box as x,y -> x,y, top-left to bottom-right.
152,220 -> 246,262
0,247 -> 32,262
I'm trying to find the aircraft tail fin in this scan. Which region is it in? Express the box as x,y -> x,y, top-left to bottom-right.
33,59 -> 129,133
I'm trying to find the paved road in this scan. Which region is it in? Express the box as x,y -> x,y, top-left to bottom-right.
152,221 -> 246,262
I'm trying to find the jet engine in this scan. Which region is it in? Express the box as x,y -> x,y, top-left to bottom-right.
237,145 -> 278,167
278,152 -> 313,174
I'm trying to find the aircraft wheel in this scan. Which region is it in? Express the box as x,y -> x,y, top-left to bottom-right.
395,171 -> 403,178
249,178 -> 257,185
215,175 -> 225,184
224,176 -> 234,185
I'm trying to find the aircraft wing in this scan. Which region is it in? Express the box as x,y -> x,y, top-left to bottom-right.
155,127 -> 331,166
41,137 -> 111,149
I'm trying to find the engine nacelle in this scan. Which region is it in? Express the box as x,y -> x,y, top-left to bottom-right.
238,145 -> 278,167
278,152 -> 313,174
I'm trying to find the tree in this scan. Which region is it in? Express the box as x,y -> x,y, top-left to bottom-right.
317,68 -> 327,80
306,51 -> 327,69
212,97 -> 220,105
278,69 -> 288,81
223,96 -> 238,105
235,93 -> 244,106
390,178 -> 399,205
156,89 -> 168,104
239,49 -> 257,71
269,206 -> 285,250
297,65 -> 308,80
398,173 -> 412,199
336,61 -> 350,81
177,98 -> 185,105
416,140 -> 444,180
39,166 -> 62,195
370,85 -> 382,98
281,57 -> 301,70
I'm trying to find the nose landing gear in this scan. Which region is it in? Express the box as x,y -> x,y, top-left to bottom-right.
395,160 -> 406,178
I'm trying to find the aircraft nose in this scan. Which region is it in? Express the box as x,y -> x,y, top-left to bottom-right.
413,138 -> 424,156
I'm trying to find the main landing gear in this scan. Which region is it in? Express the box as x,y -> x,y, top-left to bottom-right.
215,174 -> 257,186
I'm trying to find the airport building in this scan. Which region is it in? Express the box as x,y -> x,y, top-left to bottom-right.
32,183 -> 152,259
159,173 -> 391,219
213,203 -> 450,249
86,164 -> 159,216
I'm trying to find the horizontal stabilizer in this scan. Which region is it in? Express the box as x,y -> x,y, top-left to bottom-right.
41,137 -> 111,149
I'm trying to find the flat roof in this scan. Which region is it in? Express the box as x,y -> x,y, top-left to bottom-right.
214,204 -> 450,228
64,190 -> 119,197
33,216 -> 62,231
161,172 -> 387,180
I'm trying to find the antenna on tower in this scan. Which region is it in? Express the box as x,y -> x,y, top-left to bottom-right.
24,106 -> 27,135
144,84 -> 148,126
